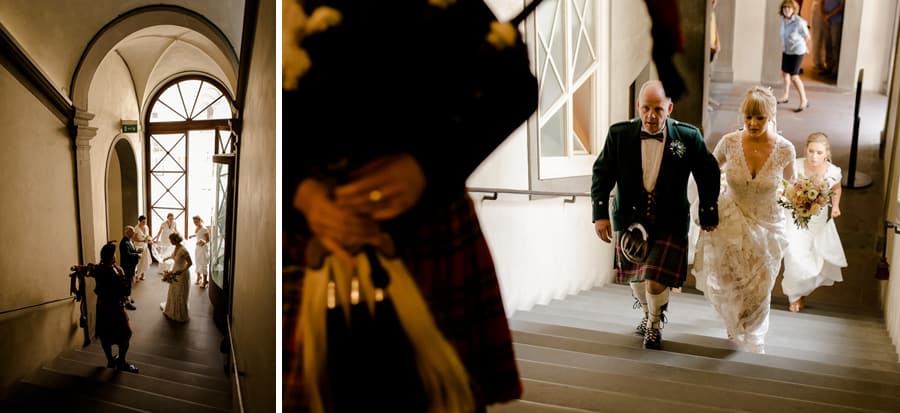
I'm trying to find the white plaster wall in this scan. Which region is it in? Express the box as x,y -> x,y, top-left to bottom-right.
87,53 -> 142,258
852,0 -> 898,92
142,41 -> 234,108
230,0 -> 275,410
468,127 -> 529,190
0,65 -> 82,391
731,0 -> 767,83
0,0 -> 245,97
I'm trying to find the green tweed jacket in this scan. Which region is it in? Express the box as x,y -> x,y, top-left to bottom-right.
591,117 -> 720,238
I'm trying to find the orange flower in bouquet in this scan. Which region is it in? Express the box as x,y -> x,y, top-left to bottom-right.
777,176 -> 833,229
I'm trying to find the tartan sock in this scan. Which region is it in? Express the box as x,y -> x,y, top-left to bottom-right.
647,288 -> 670,329
630,281 -> 648,316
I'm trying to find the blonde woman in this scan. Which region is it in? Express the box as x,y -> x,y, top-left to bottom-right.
188,215 -> 210,288
781,132 -> 846,312
693,86 -> 796,354
160,232 -> 191,322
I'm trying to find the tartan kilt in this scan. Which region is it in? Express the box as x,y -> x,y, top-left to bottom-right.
615,231 -> 688,288
283,192 -> 521,409
95,296 -> 132,344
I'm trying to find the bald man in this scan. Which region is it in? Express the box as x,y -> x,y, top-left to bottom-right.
120,226 -> 142,310
591,80 -> 720,350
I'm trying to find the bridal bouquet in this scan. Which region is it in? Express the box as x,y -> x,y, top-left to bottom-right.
160,270 -> 177,283
777,176 -> 833,229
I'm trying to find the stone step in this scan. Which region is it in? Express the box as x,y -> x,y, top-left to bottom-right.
516,378 -> 735,413
489,399 -> 597,413
579,286 -> 889,334
512,331 -> 900,397
22,368 -> 229,413
512,317 -> 900,378
511,311 -> 900,373
47,357 -> 230,410
516,358 -> 887,412
59,350 -> 229,390
524,303 -> 899,362
74,345 -> 223,378
5,381 -> 145,412
585,285 -> 886,326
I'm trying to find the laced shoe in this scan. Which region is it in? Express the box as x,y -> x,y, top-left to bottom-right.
643,326 -> 662,350
635,316 -> 648,336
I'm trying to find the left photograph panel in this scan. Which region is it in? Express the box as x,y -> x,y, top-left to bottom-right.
0,0 -> 276,411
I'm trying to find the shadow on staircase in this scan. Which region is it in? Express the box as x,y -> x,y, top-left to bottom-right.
2,263 -> 231,412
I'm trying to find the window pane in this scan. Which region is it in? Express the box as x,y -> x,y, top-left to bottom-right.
571,0 -> 596,80
540,106 -> 566,157
191,82 -> 230,120
572,75 -> 593,154
537,0 -> 565,115
179,79 -> 203,118
149,100 -> 186,122
150,134 -> 186,172
159,84 -> 189,118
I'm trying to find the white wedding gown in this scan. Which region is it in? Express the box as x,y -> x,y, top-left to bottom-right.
161,246 -> 191,322
781,159 -> 846,302
693,131 -> 795,353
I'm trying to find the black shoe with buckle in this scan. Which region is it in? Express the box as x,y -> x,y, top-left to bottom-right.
643,327 -> 662,350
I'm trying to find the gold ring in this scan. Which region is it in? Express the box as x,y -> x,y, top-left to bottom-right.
368,189 -> 383,202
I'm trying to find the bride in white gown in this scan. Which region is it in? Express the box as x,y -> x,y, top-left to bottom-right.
693,86 -> 795,353
782,133 -> 846,312
161,232 -> 192,322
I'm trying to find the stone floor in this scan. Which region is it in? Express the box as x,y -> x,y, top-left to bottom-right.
705,72 -> 889,315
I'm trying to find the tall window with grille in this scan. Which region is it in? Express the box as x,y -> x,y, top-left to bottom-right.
531,0 -> 602,180
145,76 -> 235,253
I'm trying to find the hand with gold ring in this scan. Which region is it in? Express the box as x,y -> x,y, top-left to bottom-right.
293,178 -> 384,264
334,153 -> 425,221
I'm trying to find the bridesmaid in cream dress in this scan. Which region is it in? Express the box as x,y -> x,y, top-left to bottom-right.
188,215 -> 210,288
160,232 -> 192,322
134,215 -> 152,281
781,132 -> 846,312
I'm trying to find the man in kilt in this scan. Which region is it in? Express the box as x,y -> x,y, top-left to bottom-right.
591,80 -> 720,350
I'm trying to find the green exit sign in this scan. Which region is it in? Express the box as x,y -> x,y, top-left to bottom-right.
122,124 -> 138,133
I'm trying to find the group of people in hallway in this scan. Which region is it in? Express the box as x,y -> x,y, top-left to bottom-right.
91,212 -> 212,373
778,0 -> 844,113
592,80 -> 846,354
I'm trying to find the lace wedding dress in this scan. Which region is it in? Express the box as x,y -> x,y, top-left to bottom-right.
693,131 -> 795,353
781,158 -> 846,302
161,246 -> 191,322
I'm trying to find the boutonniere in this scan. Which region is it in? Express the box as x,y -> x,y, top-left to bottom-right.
668,140 -> 686,158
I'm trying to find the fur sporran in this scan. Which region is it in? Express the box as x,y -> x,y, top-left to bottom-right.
298,239 -> 474,413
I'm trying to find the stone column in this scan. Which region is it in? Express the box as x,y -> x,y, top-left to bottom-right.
72,109 -> 98,340
72,109 -> 97,263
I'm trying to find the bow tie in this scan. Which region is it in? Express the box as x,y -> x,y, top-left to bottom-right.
640,130 -> 664,142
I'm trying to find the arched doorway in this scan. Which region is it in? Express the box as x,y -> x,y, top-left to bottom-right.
106,137 -> 139,245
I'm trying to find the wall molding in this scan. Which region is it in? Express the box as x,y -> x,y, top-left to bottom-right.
0,23 -> 74,124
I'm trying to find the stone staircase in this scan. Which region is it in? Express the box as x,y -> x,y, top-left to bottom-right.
2,267 -> 232,412
490,284 -> 900,412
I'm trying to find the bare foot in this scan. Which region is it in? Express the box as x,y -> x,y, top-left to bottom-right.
789,300 -> 802,312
